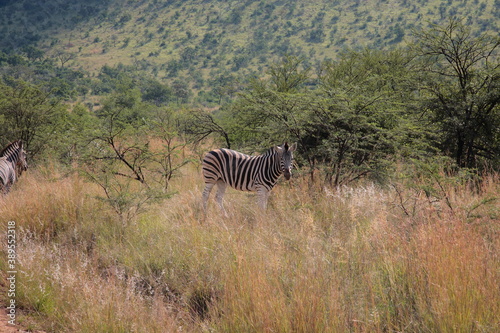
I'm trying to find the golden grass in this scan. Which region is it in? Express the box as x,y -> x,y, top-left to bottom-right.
0,164 -> 498,332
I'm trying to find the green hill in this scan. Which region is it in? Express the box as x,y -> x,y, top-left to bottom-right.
1,0 -> 499,100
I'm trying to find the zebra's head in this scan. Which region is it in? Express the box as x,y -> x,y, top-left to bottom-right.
275,142 -> 297,180
16,141 -> 28,176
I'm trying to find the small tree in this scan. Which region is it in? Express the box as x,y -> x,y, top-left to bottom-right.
84,93 -> 160,222
183,110 -> 231,149
53,48 -> 77,68
210,74 -> 239,104
0,79 -> 67,157
225,55 -> 312,149
315,49 -> 418,186
146,108 -> 191,192
84,93 -> 192,222
413,19 -> 500,168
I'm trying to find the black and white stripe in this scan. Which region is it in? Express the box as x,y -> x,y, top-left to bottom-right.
202,142 -> 297,213
0,140 -> 28,194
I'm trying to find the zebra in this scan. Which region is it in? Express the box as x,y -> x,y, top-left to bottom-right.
202,142 -> 297,214
0,140 -> 28,194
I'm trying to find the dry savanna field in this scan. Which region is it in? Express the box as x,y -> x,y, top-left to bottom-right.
0,161 -> 499,332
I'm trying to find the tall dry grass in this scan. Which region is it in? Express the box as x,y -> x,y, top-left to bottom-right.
0,164 -> 498,332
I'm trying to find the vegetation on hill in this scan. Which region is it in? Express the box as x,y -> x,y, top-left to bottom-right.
1,0 -> 499,99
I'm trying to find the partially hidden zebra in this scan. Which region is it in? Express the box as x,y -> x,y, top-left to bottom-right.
0,140 -> 28,194
202,142 -> 297,214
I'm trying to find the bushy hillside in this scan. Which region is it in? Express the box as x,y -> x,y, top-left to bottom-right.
1,0 -> 499,94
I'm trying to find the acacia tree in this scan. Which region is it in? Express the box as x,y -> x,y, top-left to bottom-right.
224,55 -> 312,149
183,110 -> 231,149
315,49 -> 416,186
413,19 -> 500,168
85,93 -> 156,222
0,79 -> 67,157
146,107 -> 191,192
53,48 -> 77,68
84,91 -> 193,222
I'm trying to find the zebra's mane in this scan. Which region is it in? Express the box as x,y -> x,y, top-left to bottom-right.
0,140 -> 22,158
263,146 -> 278,156
263,143 -> 292,156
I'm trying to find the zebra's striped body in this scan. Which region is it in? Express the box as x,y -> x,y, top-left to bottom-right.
0,140 -> 28,194
202,142 -> 297,214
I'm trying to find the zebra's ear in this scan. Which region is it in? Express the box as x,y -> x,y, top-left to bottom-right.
274,145 -> 284,153
288,142 -> 297,152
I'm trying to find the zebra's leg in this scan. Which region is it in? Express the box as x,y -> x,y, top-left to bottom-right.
215,180 -> 228,217
256,186 -> 270,210
3,180 -> 12,195
202,182 -> 215,212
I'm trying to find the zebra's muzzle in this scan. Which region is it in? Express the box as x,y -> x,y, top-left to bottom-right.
283,170 -> 291,180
